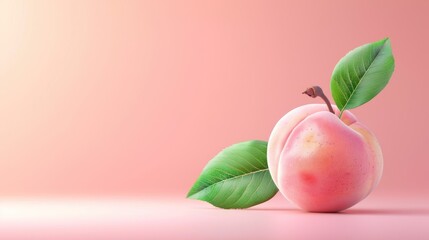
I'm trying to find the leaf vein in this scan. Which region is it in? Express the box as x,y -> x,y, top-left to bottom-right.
188,169 -> 269,199
340,42 -> 386,113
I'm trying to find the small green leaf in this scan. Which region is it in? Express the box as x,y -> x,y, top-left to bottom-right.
330,38 -> 395,116
187,140 -> 278,209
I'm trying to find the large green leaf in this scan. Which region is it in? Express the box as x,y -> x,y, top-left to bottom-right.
187,140 -> 278,209
330,38 -> 395,116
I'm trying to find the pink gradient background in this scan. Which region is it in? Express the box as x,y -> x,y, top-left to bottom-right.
1,0 -> 429,239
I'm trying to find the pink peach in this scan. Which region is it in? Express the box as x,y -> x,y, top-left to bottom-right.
267,104 -> 383,212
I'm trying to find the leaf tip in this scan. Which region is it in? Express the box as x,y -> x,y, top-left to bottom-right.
186,187 -> 196,199
380,37 -> 391,45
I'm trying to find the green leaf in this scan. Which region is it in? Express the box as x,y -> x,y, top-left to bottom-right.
330,38 -> 395,116
187,140 -> 278,209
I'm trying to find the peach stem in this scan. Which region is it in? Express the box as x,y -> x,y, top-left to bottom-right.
302,86 -> 335,114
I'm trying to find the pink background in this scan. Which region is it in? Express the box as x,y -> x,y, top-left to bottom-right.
2,1 -> 429,239
1,0 -> 429,201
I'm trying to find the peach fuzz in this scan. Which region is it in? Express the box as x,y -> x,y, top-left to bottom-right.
267,104 -> 383,212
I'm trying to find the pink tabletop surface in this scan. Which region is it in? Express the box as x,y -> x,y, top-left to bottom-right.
1,194 -> 428,240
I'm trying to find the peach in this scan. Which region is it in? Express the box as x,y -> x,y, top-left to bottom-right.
267,104 -> 383,212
